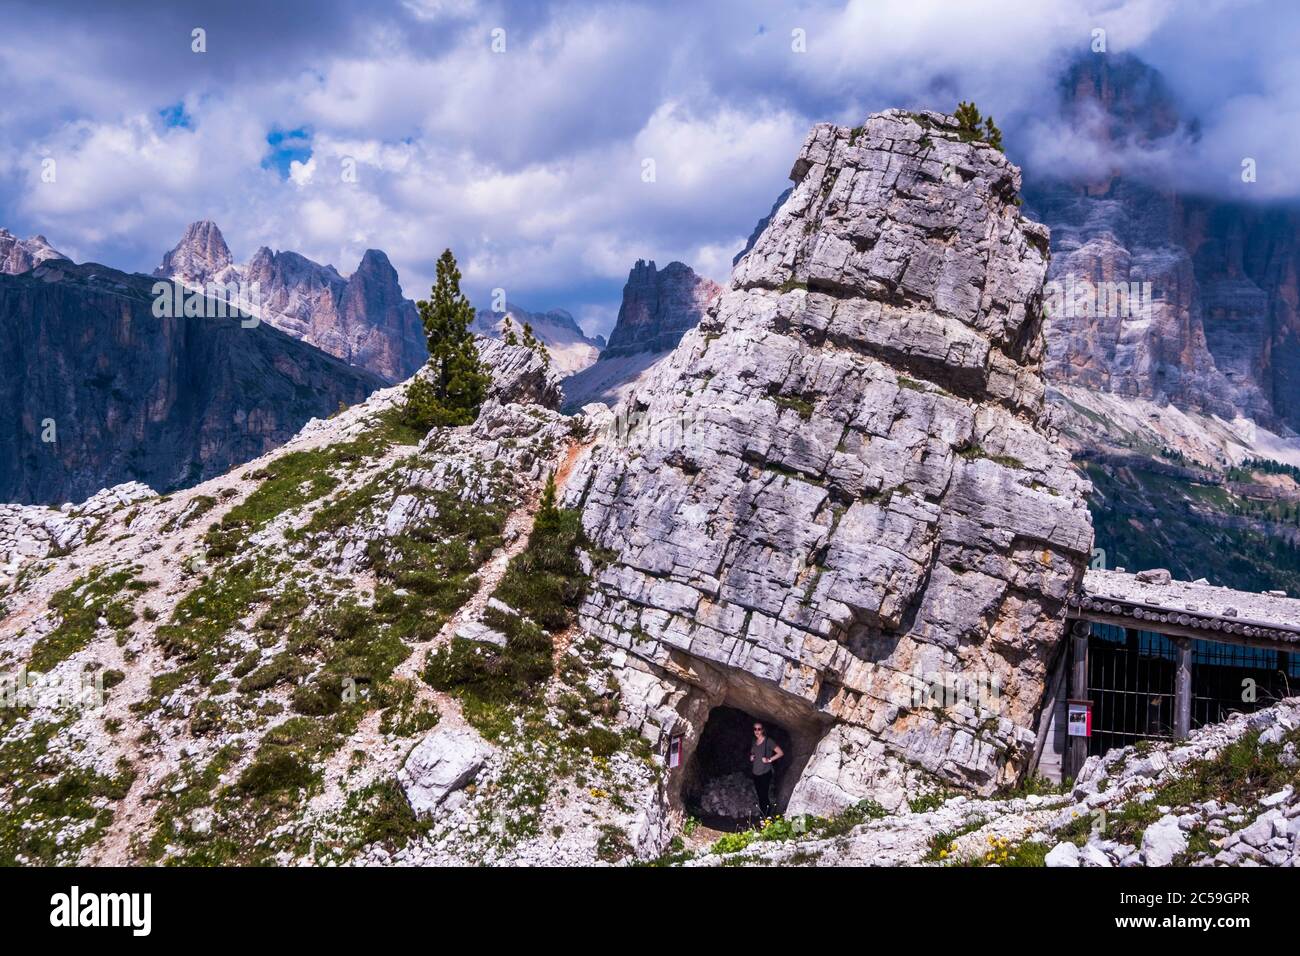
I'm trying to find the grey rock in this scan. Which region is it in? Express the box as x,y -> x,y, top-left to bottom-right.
1135,568 -> 1171,585
567,109 -> 1093,813
1141,814 -> 1188,866
398,725 -> 493,817
1080,842 -> 1114,867
1045,842 -> 1080,867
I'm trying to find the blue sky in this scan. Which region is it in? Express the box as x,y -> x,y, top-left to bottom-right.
1,0 -> 1296,337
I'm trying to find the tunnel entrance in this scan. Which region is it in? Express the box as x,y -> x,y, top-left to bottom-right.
682,705 -> 795,830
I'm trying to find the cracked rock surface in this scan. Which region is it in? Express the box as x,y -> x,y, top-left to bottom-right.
564,110 -> 1094,811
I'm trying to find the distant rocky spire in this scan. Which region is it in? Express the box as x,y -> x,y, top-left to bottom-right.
0,227 -> 67,275
154,220 -> 234,285
602,260 -> 721,358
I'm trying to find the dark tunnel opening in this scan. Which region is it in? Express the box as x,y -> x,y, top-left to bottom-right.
681,705 -> 794,831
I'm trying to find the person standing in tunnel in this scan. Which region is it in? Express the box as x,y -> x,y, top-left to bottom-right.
749,721 -> 783,820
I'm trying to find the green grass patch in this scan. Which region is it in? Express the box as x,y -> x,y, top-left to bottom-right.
0,719 -> 135,865
29,565 -> 147,671
424,497 -> 592,739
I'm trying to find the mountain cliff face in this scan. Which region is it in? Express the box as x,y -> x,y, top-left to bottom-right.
155,222 -> 428,383
472,302 -> 604,375
1025,54 -> 1300,594
0,228 -> 65,274
1027,55 -> 1300,432
601,260 -> 721,358
0,259 -> 383,504
564,110 -> 1093,812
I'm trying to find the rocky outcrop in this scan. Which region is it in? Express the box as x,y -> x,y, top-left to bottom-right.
399,725 -> 494,817
564,110 -> 1094,813
0,228 -> 65,275
155,222 -> 427,382
473,302 -> 604,376
0,258 -> 384,505
153,220 -> 237,286
601,260 -> 721,358
476,336 -> 566,409
0,482 -> 154,582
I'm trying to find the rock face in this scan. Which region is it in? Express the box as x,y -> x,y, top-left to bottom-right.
1027,55 -> 1300,432
0,258 -> 384,504
473,302 -> 604,376
565,110 -> 1093,813
0,228 -> 65,275
733,188 -> 793,267
476,336 -> 566,409
155,221 -> 427,382
602,260 -> 721,358
399,725 -> 494,817
561,261 -> 722,412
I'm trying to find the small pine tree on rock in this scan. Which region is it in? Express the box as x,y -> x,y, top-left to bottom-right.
502,314 -> 519,347
534,470 -> 560,536
953,100 -> 1003,152
401,249 -> 492,431
519,321 -> 551,367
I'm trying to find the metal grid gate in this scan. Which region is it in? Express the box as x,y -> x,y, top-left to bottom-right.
1085,623 -> 1175,756
1081,623 -> 1298,756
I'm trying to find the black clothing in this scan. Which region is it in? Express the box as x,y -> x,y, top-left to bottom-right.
753,770 -> 773,818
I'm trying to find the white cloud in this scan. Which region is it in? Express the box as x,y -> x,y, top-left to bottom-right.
0,0 -> 1295,336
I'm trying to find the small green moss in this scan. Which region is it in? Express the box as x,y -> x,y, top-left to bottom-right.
772,395 -> 815,421
29,566 -> 144,671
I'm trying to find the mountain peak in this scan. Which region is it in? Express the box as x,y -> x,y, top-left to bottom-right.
601,258 -> 721,358
154,220 -> 234,283
1057,52 -> 1185,144
0,227 -> 67,276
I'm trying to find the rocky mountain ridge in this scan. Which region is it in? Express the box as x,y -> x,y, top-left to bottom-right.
0,258 -> 383,505
471,302 -> 605,376
155,221 -> 428,383
0,228 -> 66,275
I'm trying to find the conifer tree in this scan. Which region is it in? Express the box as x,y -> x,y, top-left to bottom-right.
533,470 -> 561,536
401,249 -> 492,430
954,100 -> 1003,152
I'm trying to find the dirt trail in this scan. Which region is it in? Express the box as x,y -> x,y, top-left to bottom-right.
304,436 -> 591,831
6,387 -> 591,866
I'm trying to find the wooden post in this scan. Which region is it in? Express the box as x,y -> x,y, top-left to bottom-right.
1174,638 -> 1193,740
1067,620 -> 1090,779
